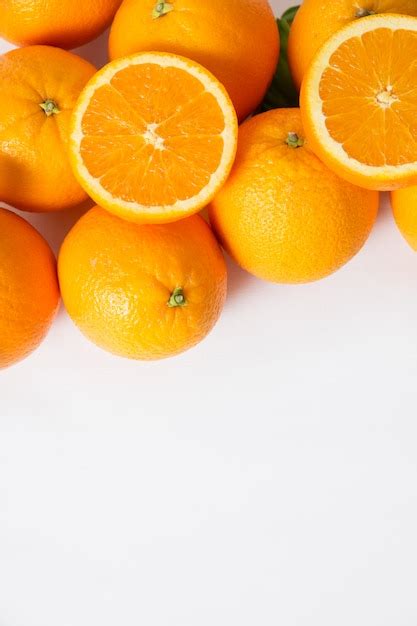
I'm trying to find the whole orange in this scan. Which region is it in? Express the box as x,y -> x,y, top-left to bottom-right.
209,109 -> 379,284
288,0 -> 417,89
58,207 -> 227,360
391,186 -> 417,251
0,46 -> 96,212
0,0 -> 122,49
108,0 -> 279,122
0,208 -> 60,370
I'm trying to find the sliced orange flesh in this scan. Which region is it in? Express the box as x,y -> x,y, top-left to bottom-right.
70,52 -> 238,223
301,15 -> 417,191
321,27 -> 417,166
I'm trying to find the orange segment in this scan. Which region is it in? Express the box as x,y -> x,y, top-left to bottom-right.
70,52 -> 238,224
301,14 -> 417,191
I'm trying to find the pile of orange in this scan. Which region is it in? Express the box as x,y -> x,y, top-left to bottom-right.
1,0 -> 417,368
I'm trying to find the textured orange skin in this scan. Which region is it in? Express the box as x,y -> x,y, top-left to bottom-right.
108,0 -> 279,122
209,109 -> 379,284
0,0 -> 122,49
0,46 -> 96,213
58,207 -> 227,360
391,187 -> 417,251
288,0 -> 417,89
0,208 -> 60,370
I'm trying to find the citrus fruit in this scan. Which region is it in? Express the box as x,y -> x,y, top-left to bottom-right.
0,0 -> 122,49
391,186 -> 417,250
0,45 -> 96,213
300,14 -> 417,191
108,0 -> 279,122
0,208 -> 60,370
288,0 -> 417,89
209,109 -> 379,284
58,207 -> 227,360
69,52 -> 238,225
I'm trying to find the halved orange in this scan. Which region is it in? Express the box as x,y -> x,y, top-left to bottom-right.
69,52 -> 238,224
301,14 -> 417,191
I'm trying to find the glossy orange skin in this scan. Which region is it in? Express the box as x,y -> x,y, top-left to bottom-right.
108,0 -> 279,122
0,208 -> 60,370
288,0 -> 417,89
209,109 -> 379,284
0,0 -> 122,49
58,207 -> 227,360
391,187 -> 417,251
0,46 -> 96,212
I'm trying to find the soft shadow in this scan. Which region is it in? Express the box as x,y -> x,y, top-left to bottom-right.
202,210 -> 254,301
375,191 -> 392,228
201,210 -> 254,301
200,207 -> 209,223
12,197 -> 94,254
74,29 -> 110,69
225,253 -> 254,302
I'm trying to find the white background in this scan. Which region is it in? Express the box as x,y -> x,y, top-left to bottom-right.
1,1 -> 417,624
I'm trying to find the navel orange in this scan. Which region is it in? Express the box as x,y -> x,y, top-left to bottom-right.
209,109 -> 379,284
0,208 -> 60,370
288,0 -> 417,90
391,186 -> 417,250
0,0 -> 122,49
300,14 -> 417,191
69,52 -> 238,224
0,46 -> 96,212
58,207 -> 227,360
108,0 -> 279,122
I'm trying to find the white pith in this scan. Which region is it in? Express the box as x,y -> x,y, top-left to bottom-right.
70,52 -> 237,217
305,14 -> 417,178
143,123 -> 165,150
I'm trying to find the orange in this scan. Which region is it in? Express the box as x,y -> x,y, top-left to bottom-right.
58,207 -> 227,360
0,0 -> 122,49
0,208 -> 60,369
69,52 -> 238,224
0,46 -> 96,213
391,186 -> 417,250
288,0 -> 417,90
300,14 -> 417,191
209,109 -> 379,284
108,0 -> 279,122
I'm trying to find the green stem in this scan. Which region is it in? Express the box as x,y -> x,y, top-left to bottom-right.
39,99 -> 60,116
168,287 -> 186,308
286,132 -> 304,148
152,1 -> 174,19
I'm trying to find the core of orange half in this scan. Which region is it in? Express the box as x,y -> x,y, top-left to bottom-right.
69,52 -> 238,224
301,14 -> 417,191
